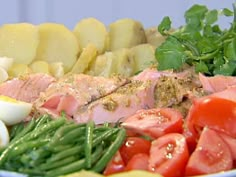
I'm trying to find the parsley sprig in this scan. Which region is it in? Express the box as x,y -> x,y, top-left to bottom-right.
156,3 -> 236,76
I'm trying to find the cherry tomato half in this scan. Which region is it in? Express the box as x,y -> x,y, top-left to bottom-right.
119,137 -> 151,165
148,133 -> 189,177
185,127 -> 233,176
122,108 -> 183,139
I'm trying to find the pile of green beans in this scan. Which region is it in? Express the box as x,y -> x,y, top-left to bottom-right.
0,115 -> 126,177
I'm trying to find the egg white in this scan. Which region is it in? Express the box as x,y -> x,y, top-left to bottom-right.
0,98 -> 32,126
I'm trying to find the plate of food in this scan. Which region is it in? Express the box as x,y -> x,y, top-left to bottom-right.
0,2 -> 236,177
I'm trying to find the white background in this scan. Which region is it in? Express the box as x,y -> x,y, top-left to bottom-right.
0,0 -> 234,29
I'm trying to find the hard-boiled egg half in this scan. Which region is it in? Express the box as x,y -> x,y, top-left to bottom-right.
0,95 -> 32,126
0,119 -> 9,147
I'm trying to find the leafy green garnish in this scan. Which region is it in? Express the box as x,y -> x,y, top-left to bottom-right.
155,3 -> 236,76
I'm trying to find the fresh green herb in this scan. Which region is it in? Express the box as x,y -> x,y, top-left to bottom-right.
156,3 -> 236,76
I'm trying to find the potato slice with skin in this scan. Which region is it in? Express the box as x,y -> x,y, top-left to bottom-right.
108,18 -> 147,51
70,43 -> 98,74
30,60 -> 50,74
73,18 -> 109,54
0,23 -> 39,65
8,63 -> 32,77
130,44 -> 157,73
0,67 -> 9,83
35,23 -> 79,72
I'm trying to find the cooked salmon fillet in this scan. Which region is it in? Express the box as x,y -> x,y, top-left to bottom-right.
0,73 -> 55,103
34,74 -> 130,118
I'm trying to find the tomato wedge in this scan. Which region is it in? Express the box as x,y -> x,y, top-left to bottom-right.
122,108 -> 183,138
148,133 -> 189,177
103,151 -> 125,175
186,96 -> 236,138
125,153 -> 149,171
185,127 -> 233,176
119,137 -> 151,165
218,132 -> 236,160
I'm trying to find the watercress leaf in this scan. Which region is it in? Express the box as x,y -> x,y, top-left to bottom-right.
155,36 -> 186,70
206,9 -> 218,25
213,60 -> 236,76
158,16 -> 171,35
184,4 -> 208,29
224,38 -> 236,59
221,8 -> 234,17
195,61 -> 210,73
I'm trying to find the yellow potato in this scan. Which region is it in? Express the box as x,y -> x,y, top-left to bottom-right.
29,60 -> 50,74
70,43 -> 98,74
145,27 -> 173,48
8,63 -> 32,77
35,23 -> 80,72
130,44 -> 157,73
0,23 -> 39,65
62,170 -> 103,177
112,48 -> 135,77
90,52 -> 114,77
108,18 -> 147,50
49,62 -> 64,78
73,18 -> 109,54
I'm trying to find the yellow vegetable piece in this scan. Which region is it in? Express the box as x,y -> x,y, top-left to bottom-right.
35,23 -> 80,72
8,63 -> 32,77
0,23 -> 39,65
62,170 -> 103,177
49,62 -> 65,78
30,60 -> 50,74
70,43 -> 98,74
108,170 -> 163,177
108,18 -> 147,50
73,18 -> 109,54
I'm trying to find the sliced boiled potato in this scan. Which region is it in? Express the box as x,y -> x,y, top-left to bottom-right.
29,60 -> 50,74
112,48 -> 135,77
62,170 -> 103,177
49,62 -> 64,78
130,44 -> 157,73
0,23 -> 39,65
70,43 -> 98,74
8,63 -> 32,77
108,18 -> 147,50
0,67 -> 9,83
0,56 -> 14,71
73,18 -> 109,54
35,23 -> 80,72
90,52 -> 114,77
145,27 -> 173,48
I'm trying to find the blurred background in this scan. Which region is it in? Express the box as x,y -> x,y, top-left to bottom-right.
0,0 -> 235,29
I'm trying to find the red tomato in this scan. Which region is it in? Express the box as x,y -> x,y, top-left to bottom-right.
122,108 -> 183,139
218,131 -> 236,160
148,133 -> 189,177
186,96 -> 236,138
103,151 -> 125,175
125,153 -> 149,171
120,137 -> 151,165
185,127 -> 233,176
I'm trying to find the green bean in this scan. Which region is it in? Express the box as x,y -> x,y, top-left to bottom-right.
92,128 -> 119,147
0,117 -> 65,166
48,123 -> 80,146
46,145 -> 84,162
46,145 -> 103,177
39,156 -> 77,170
34,114 -> 52,129
8,139 -> 49,158
85,120 -> 94,168
18,167 -> 44,176
91,128 -> 126,173
9,122 -> 24,140
50,144 -> 72,153
11,118 -> 36,142
57,126 -> 86,145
